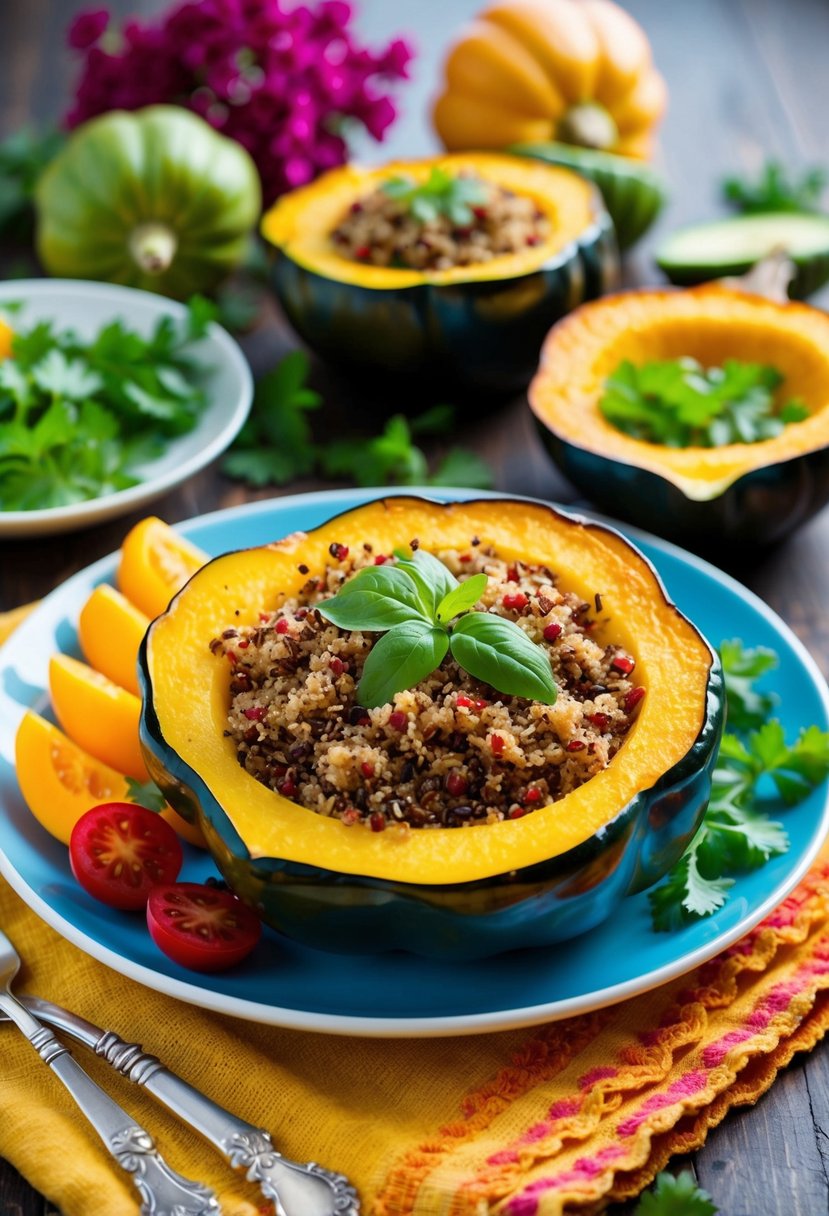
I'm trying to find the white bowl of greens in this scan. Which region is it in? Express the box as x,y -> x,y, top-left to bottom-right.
0,279 -> 253,536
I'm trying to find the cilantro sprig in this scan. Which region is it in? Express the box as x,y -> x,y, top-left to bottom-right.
722,159 -> 827,214
634,1170 -> 718,1215
600,358 -> 809,449
0,297 -> 214,511
380,167 -> 489,226
318,548 -> 557,708
649,640 -> 829,931
223,349 -> 493,490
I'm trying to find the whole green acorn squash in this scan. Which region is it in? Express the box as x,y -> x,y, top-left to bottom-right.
139,496 -> 723,960
35,106 -> 261,299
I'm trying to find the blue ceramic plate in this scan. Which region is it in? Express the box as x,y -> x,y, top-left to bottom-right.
1,489 -> 828,1038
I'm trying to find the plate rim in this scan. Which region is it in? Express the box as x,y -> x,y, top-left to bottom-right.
2,486 -> 829,1038
0,279 -> 253,537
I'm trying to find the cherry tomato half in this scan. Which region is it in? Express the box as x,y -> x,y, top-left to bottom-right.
146,882 -> 262,973
69,802 -> 183,911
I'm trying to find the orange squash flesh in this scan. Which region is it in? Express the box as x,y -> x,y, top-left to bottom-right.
529,283 -> 829,500
49,654 -> 149,782
144,496 -> 714,886
78,585 -> 149,696
0,318 -> 12,360
117,516 -> 207,620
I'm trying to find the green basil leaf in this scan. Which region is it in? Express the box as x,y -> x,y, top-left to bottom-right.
358,620 -> 450,708
436,573 -> 488,623
395,549 -> 458,618
450,613 -> 557,703
317,565 -> 427,632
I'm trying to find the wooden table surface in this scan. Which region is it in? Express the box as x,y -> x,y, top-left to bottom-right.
3,1 -> 829,1213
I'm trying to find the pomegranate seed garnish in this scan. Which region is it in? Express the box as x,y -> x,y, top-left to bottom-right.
237,639 -> 249,649
389,711 -> 407,731
329,542 -> 349,560
611,654 -> 635,675
295,607 -> 308,620
456,694 -> 474,708
589,712 -> 611,730
525,234 -> 540,246
374,554 -> 389,565
243,706 -> 266,721
509,805 -> 526,819
459,553 -> 472,563
329,656 -> 345,676
502,592 -> 527,610
543,622 -> 562,642
276,617 -> 289,635
355,244 -> 371,259
369,812 -> 386,832
472,205 -> 488,220
475,698 -> 488,710
446,771 -> 468,796
625,686 -> 646,714
341,808 -> 361,826
524,787 -> 542,804
360,761 -> 375,778
506,566 -> 520,582
277,778 -> 297,798
566,740 -> 586,752
490,733 -> 505,756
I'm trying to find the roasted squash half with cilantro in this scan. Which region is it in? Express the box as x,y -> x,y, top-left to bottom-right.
261,153 -> 617,393
529,282 -> 829,551
139,496 -> 722,960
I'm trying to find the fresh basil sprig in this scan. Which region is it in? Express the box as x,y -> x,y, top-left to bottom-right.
318,549 -> 557,708
380,167 -> 489,226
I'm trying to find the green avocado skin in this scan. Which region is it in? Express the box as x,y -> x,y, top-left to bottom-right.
35,105 -> 261,300
267,209 -> 618,395
138,624 -> 724,962
511,141 -> 667,251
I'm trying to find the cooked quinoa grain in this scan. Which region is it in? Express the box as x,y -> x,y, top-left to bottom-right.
215,546 -> 644,830
331,176 -> 550,272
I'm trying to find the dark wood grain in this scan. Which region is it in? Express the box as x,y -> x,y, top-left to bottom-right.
3,2 -> 829,1213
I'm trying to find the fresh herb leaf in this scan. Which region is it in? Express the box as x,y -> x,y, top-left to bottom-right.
450,612 -> 557,704
380,167 -> 489,227
125,778 -> 167,814
720,638 -> 778,730
224,349 -> 321,486
600,357 -> 808,449
436,574 -> 488,623
408,403 -> 456,436
635,1170 -> 718,1215
722,159 -> 827,214
395,548 -> 459,616
317,565 -> 427,631
358,619 -> 450,708
429,447 -> 495,489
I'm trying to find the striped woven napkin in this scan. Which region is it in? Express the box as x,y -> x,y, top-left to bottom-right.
1,852 -> 829,1216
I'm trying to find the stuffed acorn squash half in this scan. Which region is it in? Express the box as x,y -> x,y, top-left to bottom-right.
139,497 -> 722,960
260,153 -> 617,393
530,282 -> 829,552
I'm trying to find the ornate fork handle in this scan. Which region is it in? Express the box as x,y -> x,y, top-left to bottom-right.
0,994 -> 219,1216
23,996 -> 359,1216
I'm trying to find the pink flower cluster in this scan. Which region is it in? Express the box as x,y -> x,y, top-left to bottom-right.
65,0 -> 414,205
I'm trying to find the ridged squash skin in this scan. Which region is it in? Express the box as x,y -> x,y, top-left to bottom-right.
529,283 -> 829,552
139,497 -> 723,960
261,154 -> 618,393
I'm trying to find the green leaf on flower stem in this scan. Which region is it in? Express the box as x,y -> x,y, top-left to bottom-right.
449,613 -> 557,703
357,620 -> 450,708
317,565 -> 427,632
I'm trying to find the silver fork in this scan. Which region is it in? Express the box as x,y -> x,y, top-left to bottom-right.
0,927 -> 219,1216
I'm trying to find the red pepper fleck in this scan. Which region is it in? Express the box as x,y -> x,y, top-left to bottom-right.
543,622 -> 562,642
588,711 -> 611,730
446,771 -> 468,797
355,244 -> 371,259
459,553 -> 472,563
509,805 -> 526,819
389,711 -> 407,731
611,654 -> 636,675
276,617 -> 290,634
475,698 -> 488,710
566,740 -> 586,752
523,787 -> 542,804
329,542 -> 349,561
490,733 -> 505,756
243,706 -> 266,721
502,592 -> 528,610
258,612 -> 270,622
295,608 -> 309,620
329,656 -> 345,676
506,566 -> 520,582
360,761 -> 375,778
341,808 -> 361,826
277,778 -> 297,798
456,694 -> 474,708
374,554 -> 389,565
625,686 -> 646,714
369,812 -> 386,832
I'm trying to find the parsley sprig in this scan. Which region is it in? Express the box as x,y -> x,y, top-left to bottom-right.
223,350 -> 493,490
0,297 -> 214,511
318,548 -> 557,708
649,640 -> 829,931
722,159 -> 827,214
600,357 -> 809,448
380,167 -> 489,226
634,1170 -> 718,1215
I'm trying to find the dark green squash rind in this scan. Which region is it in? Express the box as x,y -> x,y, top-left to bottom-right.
266,211 -> 618,394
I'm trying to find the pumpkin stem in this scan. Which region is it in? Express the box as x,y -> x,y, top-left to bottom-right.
556,103 -> 618,152
721,247 -> 795,304
128,222 -> 178,276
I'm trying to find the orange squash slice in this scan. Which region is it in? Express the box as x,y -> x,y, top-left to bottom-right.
49,654 -> 149,782
117,516 -> 207,620
78,585 -> 149,697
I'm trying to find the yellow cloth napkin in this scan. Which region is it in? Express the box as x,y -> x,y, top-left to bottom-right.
2,851 -> 829,1216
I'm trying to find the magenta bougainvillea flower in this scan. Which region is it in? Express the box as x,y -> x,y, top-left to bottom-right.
65,0 -> 414,205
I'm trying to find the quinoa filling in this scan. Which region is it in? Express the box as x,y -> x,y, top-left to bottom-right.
214,543 -> 644,831
330,177 -> 551,272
